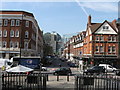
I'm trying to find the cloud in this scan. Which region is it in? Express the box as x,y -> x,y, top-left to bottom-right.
81,2 -> 117,13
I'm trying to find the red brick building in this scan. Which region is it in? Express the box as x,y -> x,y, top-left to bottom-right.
63,16 -> 119,66
0,11 -> 43,59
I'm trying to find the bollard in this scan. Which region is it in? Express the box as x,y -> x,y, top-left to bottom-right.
43,75 -> 46,90
67,75 -> 69,82
46,74 -> 48,81
57,75 -> 59,81
74,76 -> 78,90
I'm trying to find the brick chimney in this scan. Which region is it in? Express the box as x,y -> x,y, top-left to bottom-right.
88,15 -> 91,25
112,19 -> 117,28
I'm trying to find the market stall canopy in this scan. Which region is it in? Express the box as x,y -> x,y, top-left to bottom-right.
6,65 -> 33,72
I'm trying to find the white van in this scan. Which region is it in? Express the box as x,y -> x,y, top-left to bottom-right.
99,64 -> 117,72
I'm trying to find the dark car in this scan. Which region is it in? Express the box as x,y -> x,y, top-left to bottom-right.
84,66 -> 105,75
53,67 -> 72,75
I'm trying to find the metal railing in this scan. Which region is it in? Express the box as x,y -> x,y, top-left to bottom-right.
75,74 -> 120,90
2,72 -> 47,90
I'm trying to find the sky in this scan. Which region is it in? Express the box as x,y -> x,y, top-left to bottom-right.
0,0 -> 118,36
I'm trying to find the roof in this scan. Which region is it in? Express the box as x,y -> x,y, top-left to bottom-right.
0,10 -> 34,17
89,20 -> 117,34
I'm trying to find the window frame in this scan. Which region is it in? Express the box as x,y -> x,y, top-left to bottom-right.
25,31 -> 29,38
108,46 -> 112,53
16,20 -> 20,26
112,46 -> 116,53
14,42 -> 19,48
0,30 -> 2,37
112,36 -> 116,41
15,30 -> 19,37
0,20 -> 2,26
99,36 -> 104,41
108,36 -> 112,41
4,19 -> 8,26
96,36 -> 99,41
3,30 -> 7,37
103,26 -> 109,30
24,42 -> 28,49
2,41 -> 7,48
10,30 -> 14,37
11,20 -> 15,26
96,46 -> 99,52
25,21 -> 29,27
10,41 -> 14,48
100,46 -> 103,52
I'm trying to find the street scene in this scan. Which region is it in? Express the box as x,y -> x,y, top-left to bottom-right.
0,0 -> 120,90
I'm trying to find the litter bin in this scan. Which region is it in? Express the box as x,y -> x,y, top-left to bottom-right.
83,77 -> 94,85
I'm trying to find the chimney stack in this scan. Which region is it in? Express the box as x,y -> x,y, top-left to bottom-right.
112,19 -> 117,27
88,15 -> 91,25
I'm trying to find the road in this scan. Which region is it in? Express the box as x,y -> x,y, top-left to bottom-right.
41,57 -> 81,89
41,57 -> 119,90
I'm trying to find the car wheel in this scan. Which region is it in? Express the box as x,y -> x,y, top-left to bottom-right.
54,73 -> 58,75
113,70 -> 116,73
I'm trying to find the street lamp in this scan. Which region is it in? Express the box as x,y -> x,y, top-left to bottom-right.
20,14 -> 23,58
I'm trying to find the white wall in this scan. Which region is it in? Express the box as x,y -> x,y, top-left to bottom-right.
95,22 -> 117,35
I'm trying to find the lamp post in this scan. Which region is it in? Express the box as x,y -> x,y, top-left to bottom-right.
104,41 -> 108,77
20,14 -> 23,58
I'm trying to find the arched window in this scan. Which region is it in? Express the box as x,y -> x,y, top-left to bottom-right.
16,20 -> 20,26
25,21 -> 29,27
10,30 -> 14,37
15,30 -> 19,37
25,31 -> 29,38
24,42 -> 28,49
4,19 -> 8,26
14,42 -> 19,48
10,41 -> 14,48
3,41 -> 7,48
3,30 -> 7,37
11,20 -> 15,26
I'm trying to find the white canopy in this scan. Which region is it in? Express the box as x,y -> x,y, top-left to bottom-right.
6,65 -> 33,72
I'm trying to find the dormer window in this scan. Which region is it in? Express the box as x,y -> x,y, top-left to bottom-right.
103,26 -> 109,30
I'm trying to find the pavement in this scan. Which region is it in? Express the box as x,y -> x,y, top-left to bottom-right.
46,75 -> 75,90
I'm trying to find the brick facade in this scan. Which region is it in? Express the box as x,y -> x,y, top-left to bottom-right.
0,11 -> 43,59
63,16 -> 119,67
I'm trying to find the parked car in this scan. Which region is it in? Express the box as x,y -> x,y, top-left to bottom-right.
53,67 -> 72,75
41,67 -> 47,71
84,66 -> 105,75
99,64 -> 117,72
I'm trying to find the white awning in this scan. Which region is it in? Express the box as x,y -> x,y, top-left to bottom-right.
6,65 -> 33,72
